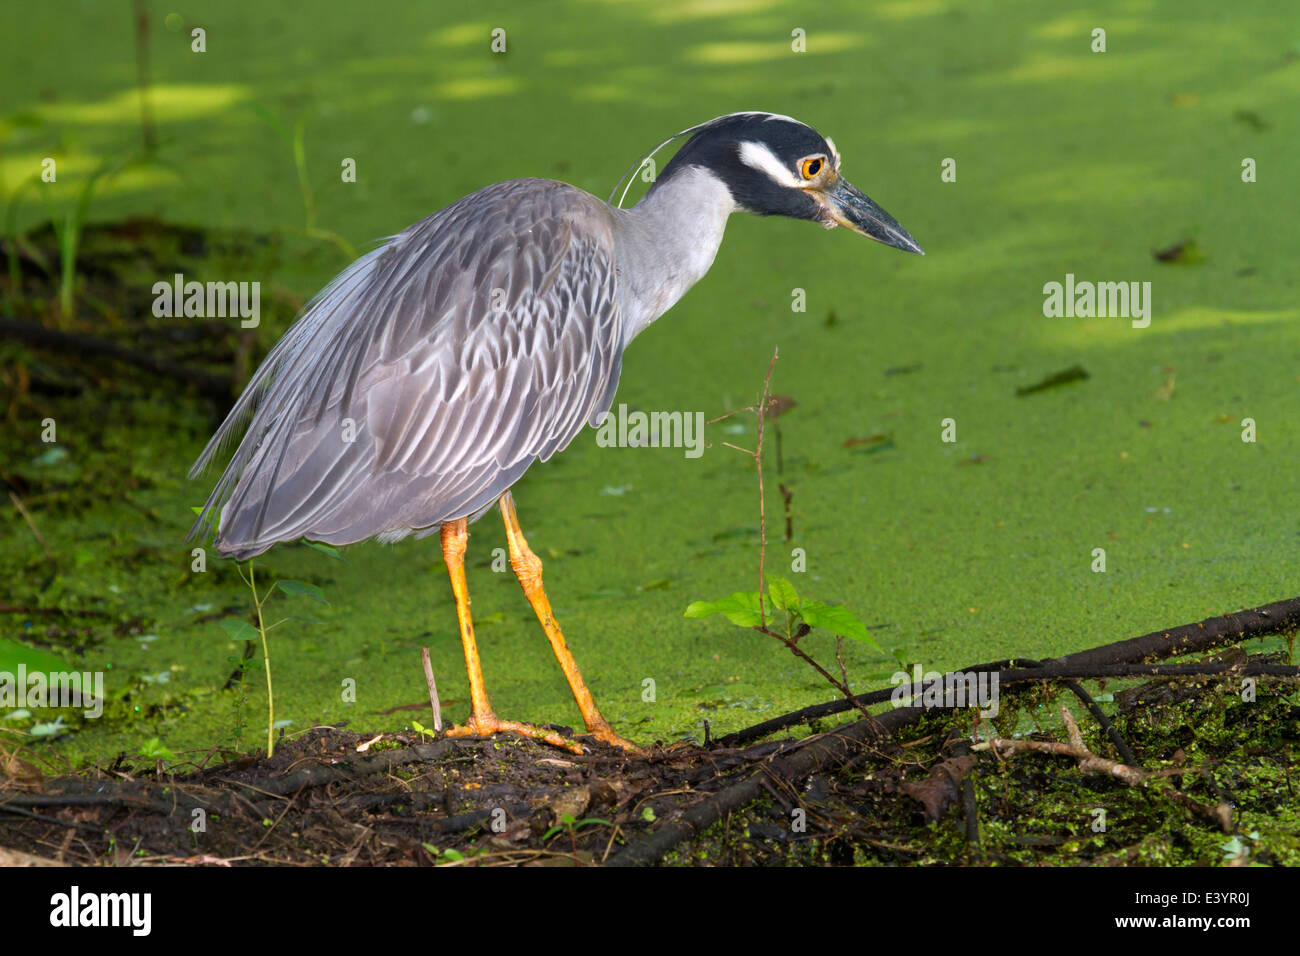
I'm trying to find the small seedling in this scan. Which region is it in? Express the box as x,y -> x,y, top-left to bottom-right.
542,813 -> 614,857
684,350 -> 889,716
421,844 -> 484,865
39,149 -> 164,324
247,103 -> 357,261
217,560 -> 328,758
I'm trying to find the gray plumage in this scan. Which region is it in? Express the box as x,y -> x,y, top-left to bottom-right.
192,179 -> 625,558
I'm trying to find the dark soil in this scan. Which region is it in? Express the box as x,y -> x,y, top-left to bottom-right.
2,660 -> 1297,867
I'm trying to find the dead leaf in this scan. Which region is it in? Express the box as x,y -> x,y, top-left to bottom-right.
900,755 -> 978,822
548,786 -> 591,821
1016,365 -> 1090,396
1,752 -> 44,791
1153,239 -> 1205,264
765,394 -> 798,419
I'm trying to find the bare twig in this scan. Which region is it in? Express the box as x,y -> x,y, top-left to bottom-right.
753,623 -> 873,722
974,706 -> 1233,832
779,482 -> 793,543
9,491 -> 54,563
712,348 -> 874,721
132,0 -> 157,152
421,647 -> 443,732
973,708 -> 1145,785
753,347 -> 778,625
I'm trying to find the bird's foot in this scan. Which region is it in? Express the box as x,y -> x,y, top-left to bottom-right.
446,715 -> 585,755
446,714 -> 646,756
578,721 -> 647,756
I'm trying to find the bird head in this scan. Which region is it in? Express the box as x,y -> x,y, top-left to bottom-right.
633,111 -> 923,255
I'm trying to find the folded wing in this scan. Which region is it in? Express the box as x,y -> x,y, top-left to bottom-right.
190,179 -> 623,559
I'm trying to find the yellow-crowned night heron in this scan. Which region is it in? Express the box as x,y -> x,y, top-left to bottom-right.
190,111 -> 922,753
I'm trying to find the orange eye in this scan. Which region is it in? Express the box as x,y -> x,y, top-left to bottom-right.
800,157 -> 824,180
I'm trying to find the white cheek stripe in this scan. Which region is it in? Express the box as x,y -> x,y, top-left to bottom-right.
738,140 -> 802,189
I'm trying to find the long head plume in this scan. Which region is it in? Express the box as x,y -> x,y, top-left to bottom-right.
609,111 -> 794,209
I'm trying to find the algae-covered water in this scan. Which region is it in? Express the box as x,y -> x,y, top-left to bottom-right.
2,0 -> 1297,763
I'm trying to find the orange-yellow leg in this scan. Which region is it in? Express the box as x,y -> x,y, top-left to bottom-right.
439,519 -> 583,755
500,492 -> 644,754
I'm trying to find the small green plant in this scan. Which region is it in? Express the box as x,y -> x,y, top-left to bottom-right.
542,813 -> 614,856
687,575 -> 877,709
40,150 -> 159,325
218,561 -> 328,758
687,575 -> 875,647
137,736 -> 175,760
421,844 -> 485,865
247,103 -> 357,261
684,349 -> 888,715
138,736 -> 176,775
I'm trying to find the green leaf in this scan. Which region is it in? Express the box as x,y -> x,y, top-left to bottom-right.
766,576 -> 800,610
218,618 -> 259,642
684,592 -> 763,627
302,540 -> 344,561
275,579 -> 329,604
0,637 -> 69,675
796,602 -> 878,648
138,737 -> 176,760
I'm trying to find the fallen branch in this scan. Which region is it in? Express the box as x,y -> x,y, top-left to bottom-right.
716,597 -> 1300,747
973,706 -> 1234,833
0,316 -> 232,400
612,599 -> 1300,865
974,706 -> 1145,786
0,604 -> 112,618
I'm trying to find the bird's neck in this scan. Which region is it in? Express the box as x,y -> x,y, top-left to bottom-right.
613,166 -> 736,342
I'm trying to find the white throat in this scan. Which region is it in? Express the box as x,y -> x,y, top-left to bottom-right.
612,165 -> 735,342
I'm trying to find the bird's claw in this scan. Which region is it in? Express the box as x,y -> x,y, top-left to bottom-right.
446,716 -> 586,755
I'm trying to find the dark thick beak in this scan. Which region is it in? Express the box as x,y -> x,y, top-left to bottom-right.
823,176 -> 924,255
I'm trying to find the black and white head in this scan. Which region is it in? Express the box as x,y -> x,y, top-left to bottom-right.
620,111 -> 923,255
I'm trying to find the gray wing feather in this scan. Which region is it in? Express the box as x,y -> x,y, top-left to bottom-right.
190,179 -> 623,559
